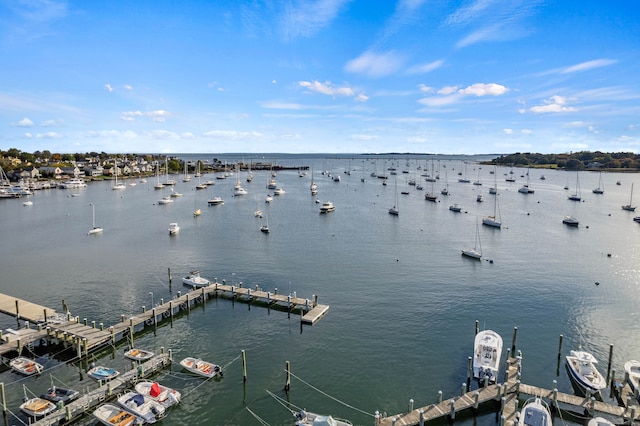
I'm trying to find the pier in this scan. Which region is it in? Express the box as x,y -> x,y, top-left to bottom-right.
380,354 -> 640,426
0,280 -> 329,360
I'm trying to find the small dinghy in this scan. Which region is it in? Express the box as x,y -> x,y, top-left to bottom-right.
20,397 -> 56,418
134,380 -> 181,408
87,365 -> 120,381
93,403 -> 145,426
10,356 -> 43,376
180,357 -> 223,378
40,385 -> 80,404
124,347 -> 155,362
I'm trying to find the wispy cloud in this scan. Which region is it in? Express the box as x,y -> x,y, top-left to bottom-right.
445,0 -> 544,48
202,130 -> 265,140
345,50 -> 406,78
121,110 -> 172,122
406,59 -> 445,75
562,59 -> 618,73
281,0 -> 350,40
85,130 -> 138,138
298,80 -> 367,102
528,95 -> 576,113
419,83 -> 508,107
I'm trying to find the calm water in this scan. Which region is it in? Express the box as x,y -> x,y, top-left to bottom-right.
1,154 -> 640,426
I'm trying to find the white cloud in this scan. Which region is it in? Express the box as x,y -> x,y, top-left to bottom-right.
406,59 -> 445,75
345,51 -> 405,78
561,59 -> 618,74
299,81 -> 355,97
120,110 -> 172,122
281,0 -> 349,40
85,130 -> 138,138
16,117 -> 34,127
146,130 -> 180,140
529,95 -> 576,113
564,121 -> 589,128
355,93 -> 369,102
503,128 -> 513,135
105,83 -> 113,92
418,94 -> 462,107
438,86 -> 459,95
521,129 -> 533,135
23,133 -> 33,139
124,84 -> 133,90
41,119 -> 61,127
35,132 -> 61,139
418,84 -> 433,93
349,134 -> 379,141
182,132 -> 196,139
458,83 -> 508,96
202,130 -> 264,140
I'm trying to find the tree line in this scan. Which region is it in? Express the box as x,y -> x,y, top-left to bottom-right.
489,151 -> 640,170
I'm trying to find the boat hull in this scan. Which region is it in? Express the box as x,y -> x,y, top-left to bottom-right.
473,330 -> 503,383
565,350 -> 606,397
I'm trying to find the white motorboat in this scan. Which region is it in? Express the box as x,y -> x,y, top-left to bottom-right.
473,330 -> 503,382
134,380 -> 181,408
624,359 -> 640,393
93,403 -> 144,426
117,391 -> 166,423
294,410 -> 353,426
59,178 -> 87,189
265,194 -> 273,203
273,187 -> 285,195
588,417 -> 616,426
319,201 -> 335,213
10,356 -> 43,376
20,396 -> 56,418
182,270 -> 211,288
180,357 -> 223,378
168,222 -> 179,235
517,397 -> 552,426
124,347 -> 154,362
565,349 -> 606,396
563,216 -> 579,227
207,196 -> 224,205
87,365 -> 119,381
158,196 -> 173,204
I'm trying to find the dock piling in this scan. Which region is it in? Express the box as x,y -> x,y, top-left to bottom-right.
461,383 -> 466,396
242,350 -> 247,382
511,326 -> 518,353
449,399 -> 455,420
409,399 -> 414,412
437,390 -> 442,403
606,344 -> 614,383
1,383 -> 5,414
419,409 -> 424,426
475,320 -> 479,335
467,356 -> 472,382
284,360 -> 291,391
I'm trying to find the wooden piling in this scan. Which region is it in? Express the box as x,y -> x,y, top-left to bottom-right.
242,350 -> 247,382
511,326 -> 518,353
606,344 -> 614,382
475,320 -> 479,335
557,334 -> 563,357
284,360 -> 291,391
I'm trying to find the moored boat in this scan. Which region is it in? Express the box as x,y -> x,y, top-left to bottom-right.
624,359 -> 640,394
182,270 -> 211,288
294,410 -> 353,426
87,365 -> 119,381
562,216 -> 579,227
517,397 -> 552,426
117,391 -> 166,423
565,349 -> 606,396
588,417 -> 616,426
168,222 -> 179,235
134,380 -> 181,408
93,403 -> 144,426
40,386 -> 80,404
473,329 -> 503,383
207,196 -> 224,205
10,356 -> 43,376
124,347 -> 155,362
20,397 -> 56,418
319,201 -> 335,213
180,357 -> 223,378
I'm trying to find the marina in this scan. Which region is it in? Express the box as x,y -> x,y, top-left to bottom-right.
1,154 -> 640,425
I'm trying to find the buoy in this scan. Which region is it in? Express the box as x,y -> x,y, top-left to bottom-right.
607,253 -> 611,257
595,282 -> 600,286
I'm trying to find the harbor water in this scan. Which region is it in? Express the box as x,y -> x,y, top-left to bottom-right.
1,153 -> 640,425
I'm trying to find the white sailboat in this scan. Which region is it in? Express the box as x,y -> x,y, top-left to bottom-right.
482,189 -> 502,228
164,157 -> 176,186
233,164 -> 247,196
88,203 -> 103,235
182,161 -> 191,182
592,171 -> 604,194
112,161 -> 126,190
622,183 -> 636,211
462,219 -> 482,259
154,162 -> 164,190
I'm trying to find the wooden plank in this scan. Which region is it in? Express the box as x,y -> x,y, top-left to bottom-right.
0,293 -> 56,323
301,305 -> 329,324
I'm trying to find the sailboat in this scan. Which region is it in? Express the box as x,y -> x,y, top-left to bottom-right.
233,164 -> 248,196
425,174 -> 438,201
154,162 -> 164,190
183,162 -> 191,182
310,167 -> 318,195
389,178 -> 399,215
518,168 -> 534,194
462,219 -> 482,259
164,157 -> 176,186
592,171 -> 604,194
260,213 -> 270,233
246,162 -> 253,182
193,195 -> 201,217
622,183 -> 636,211
458,161 -> 470,183
568,172 -> 581,201
88,203 -> 103,235
441,166 -> 449,195
112,161 -> 126,190
195,162 -> 207,190
482,189 -> 502,228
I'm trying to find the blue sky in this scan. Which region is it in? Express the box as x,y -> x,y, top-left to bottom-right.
1,0 -> 639,155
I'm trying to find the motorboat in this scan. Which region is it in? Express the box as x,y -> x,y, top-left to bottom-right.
124,347 -> 155,362
93,403 -> 144,426
588,417 -> 616,426
168,222 -> 180,235
10,356 -> 43,376
624,360 -> 640,393
476,194 -> 484,202
449,204 -> 461,213
58,178 -> 87,189
565,349 -> 606,396
87,365 -> 120,381
319,201 -> 335,213
40,386 -> 80,404
158,196 -> 174,204
180,357 -> 223,378
265,194 -> 273,203
117,391 -> 166,423
274,187 -> 285,195
182,271 -> 211,288
473,330 -> 503,383
517,397 -> 552,426
20,396 -> 56,418
294,410 -> 353,426
635,217 -> 640,224
562,216 -> 579,227
134,380 -> 181,408
207,197 -> 224,205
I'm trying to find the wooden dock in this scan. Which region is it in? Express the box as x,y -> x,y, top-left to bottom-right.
381,355 -> 639,426
29,352 -> 172,426
0,281 -> 329,359
0,293 -> 57,323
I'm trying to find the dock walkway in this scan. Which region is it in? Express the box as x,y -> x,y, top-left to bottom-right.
381,356 -> 639,426
0,293 -> 57,323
